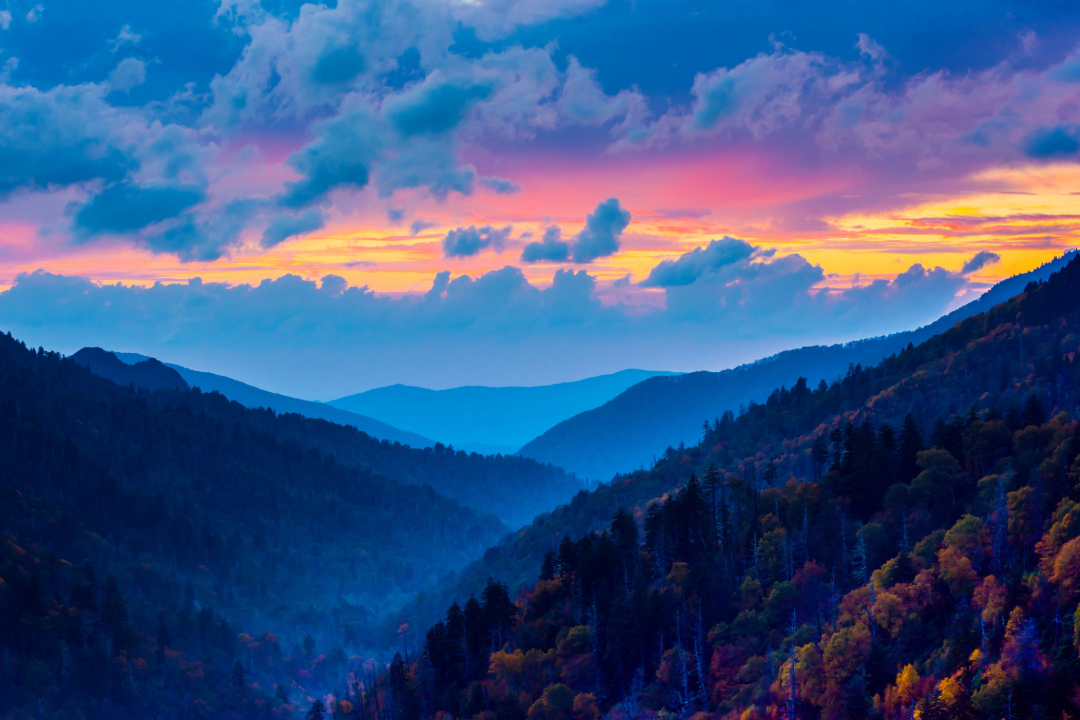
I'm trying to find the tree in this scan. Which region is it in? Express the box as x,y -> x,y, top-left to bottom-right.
898,413 -> 924,482
1021,394 -> 1047,428
232,660 -> 247,692
307,699 -> 327,720
100,575 -> 128,637
703,465 -> 722,537
303,634 -> 317,662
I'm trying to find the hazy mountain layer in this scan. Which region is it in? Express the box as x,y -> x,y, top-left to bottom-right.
328,369 -> 677,454
113,351 -> 434,448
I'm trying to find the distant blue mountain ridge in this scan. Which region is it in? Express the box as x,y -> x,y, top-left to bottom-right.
327,369 -> 679,454
516,251 -> 1080,481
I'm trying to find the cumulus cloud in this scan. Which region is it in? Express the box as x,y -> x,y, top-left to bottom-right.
0,251 -> 977,396
642,237 -> 756,286
442,224 -> 512,257
0,84 -> 135,198
478,176 -> 521,194
108,58 -> 147,92
571,198 -> 631,263
261,209 -> 326,248
961,250 -> 1002,274
521,226 -> 570,263
72,182 -> 205,239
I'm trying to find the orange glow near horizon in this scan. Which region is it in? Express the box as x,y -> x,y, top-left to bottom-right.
1,159 -> 1077,297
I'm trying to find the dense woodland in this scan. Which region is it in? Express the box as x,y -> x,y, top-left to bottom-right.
374,256 -> 1080,720
6,255 -> 1080,719
0,333 -> 579,718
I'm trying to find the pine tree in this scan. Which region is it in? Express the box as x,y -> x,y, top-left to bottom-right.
231,660 -> 247,692
898,413 -> 923,482
307,699 -> 327,720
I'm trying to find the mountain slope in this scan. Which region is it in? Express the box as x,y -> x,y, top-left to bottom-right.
328,369 -> 677,454
113,350 -> 434,448
396,253 -> 1080,645
72,346 -> 189,392
519,251 -> 1078,481
409,260 -> 1080,720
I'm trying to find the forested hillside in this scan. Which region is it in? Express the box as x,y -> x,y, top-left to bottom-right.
370,256 -> 1080,720
0,334 -> 512,718
519,251 -> 1077,481
112,350 -> 436,450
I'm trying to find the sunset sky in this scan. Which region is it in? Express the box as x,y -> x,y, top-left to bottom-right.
1,0 -> 1080,397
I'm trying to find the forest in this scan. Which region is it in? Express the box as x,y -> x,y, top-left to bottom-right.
5,253 -> 1080,719
369,255 -> 1080,719
0,332 -> 575,719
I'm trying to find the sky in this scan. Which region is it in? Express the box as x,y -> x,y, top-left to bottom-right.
1,0 -> 1080,397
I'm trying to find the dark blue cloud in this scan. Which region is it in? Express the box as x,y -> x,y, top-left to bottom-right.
1024,125 -> 1080,158
443,224 -> 512,257
521,226 -> 570,263
385,79 -> 493,137
642,237 -> 755,287
141,199 -> 262,262
262,209 -> 326,248
571,197 -> 630,263
279,107 -> 379,208
0,85 -> 136,198
311,45 -> 367,85
478,176 -> 522,194
73,182 -> 205,238
961,250 -> 1002,274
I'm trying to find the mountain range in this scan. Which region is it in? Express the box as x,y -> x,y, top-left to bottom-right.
111,350 -> 434,448
327,369 -> 676,454
518,250 -> 1079,481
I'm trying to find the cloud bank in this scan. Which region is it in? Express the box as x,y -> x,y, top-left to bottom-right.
0,241 -> 994,397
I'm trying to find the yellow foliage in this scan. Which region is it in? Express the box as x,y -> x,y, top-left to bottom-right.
896,664 -> 919,704
971,575 -> 1007,624
936,546 -> 978,595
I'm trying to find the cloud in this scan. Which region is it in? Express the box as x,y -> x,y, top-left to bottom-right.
1023,126 -> 1080,158
26,4 -> 43,23
108,58 -> 147,92
521,226 -> 571,263
0,84 -> 136,199
109,25 -> 142,52
442,224 -> 512,258
278,100 -> 379,208
387,207 -> 404,223
642,237 -> 756,287
384,75 -> 493,137
0,253 -> 978,396
261,209 -> 326,248
72,182 -> 205,239
410,219 -> 437,235
0,11 -> 10,29
961,250 -> 1002,274
571,197 -> 631,263
478,176 -> 521,194
140,199 -> 262,262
